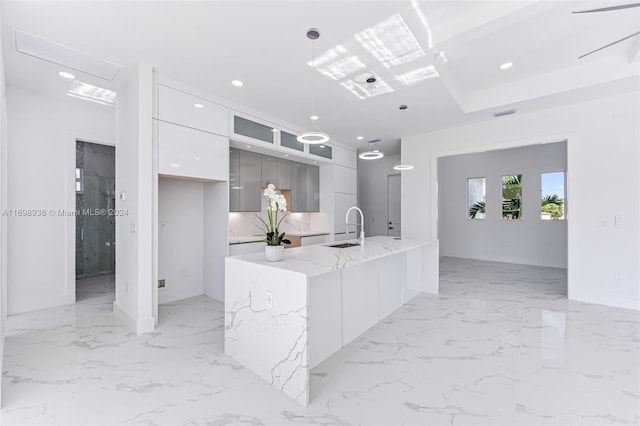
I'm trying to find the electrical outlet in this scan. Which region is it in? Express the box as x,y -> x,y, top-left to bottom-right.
266,291 -> 273,308
158,279 -> 166,288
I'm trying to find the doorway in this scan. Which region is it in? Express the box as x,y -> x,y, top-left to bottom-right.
387,174 -> 401,237
75,141 -> 115,302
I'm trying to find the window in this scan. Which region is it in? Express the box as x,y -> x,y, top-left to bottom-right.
502,174 -> 522,219
467,177 -> 486,219
541,171 -> 565,220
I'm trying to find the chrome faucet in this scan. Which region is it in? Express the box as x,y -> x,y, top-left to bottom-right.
345,206 -> 365,245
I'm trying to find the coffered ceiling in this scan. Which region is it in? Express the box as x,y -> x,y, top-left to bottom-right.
2,1 -> 639,155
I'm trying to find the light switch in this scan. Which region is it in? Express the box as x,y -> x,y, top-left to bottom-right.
614,215 -> 622,228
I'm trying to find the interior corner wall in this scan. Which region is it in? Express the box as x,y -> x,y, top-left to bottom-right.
114,63 -> 154,334
438,143 -> 567,268
6,86 -> 115,315
158,178 -> 204,304
204,181 -> 229,301
357,154 -> 400,237
402,91 -> 640,311
0,7 -> 6,406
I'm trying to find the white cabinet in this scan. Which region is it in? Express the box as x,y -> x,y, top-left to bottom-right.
158,85 -> 228,136
333,165 -> 357,195
332,145 -> 357,169
334,193 -> 357,234
341,264 -> 380,346
301,234 -> 329,246
158,121 -> 228,181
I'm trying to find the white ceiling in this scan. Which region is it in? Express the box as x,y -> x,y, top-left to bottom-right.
2,0 -> 639,155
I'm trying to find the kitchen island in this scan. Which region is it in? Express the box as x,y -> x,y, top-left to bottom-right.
224,236 -> 439,406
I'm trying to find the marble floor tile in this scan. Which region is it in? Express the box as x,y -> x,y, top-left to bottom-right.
1,257 -> 638,425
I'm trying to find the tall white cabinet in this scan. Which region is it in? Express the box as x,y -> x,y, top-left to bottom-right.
153,79 -> 230,315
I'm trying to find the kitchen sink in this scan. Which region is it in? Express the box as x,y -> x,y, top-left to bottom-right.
326,242 -> 360,248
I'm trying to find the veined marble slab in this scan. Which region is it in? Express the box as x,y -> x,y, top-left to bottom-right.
227,236 -> 433,278
225,236 -> 439,406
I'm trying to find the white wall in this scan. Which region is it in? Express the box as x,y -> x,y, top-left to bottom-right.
114,63 -> 155,333
438,143 -> 567,268
5,86 -> 115,315
158,178 -> 204,304
0,4 -> 6,405
204,181 -> 229,301
357,154 -> 400,237
402,91 -> 640,311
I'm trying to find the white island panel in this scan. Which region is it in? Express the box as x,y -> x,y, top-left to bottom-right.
224,236 -> 439,406
224,258 -> 309,405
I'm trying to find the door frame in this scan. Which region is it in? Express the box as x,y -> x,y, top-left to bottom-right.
387,173 -> 401,237
73,138 -> 116,301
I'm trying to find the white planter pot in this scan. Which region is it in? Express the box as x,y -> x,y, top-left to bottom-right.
265,245 -> 284,262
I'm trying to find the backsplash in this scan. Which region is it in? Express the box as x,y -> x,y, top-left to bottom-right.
229,212 -> 327,237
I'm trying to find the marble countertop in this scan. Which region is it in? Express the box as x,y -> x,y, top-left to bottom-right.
227,236 -> 432,278
229,236 -> 264,244
229,231 -> 330,245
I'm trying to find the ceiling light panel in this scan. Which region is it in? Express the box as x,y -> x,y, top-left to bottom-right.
395,65 -> 439,86
355,14 -> 426,69
308,45 -> 366,80
67,81 -> 116,106
15,30 -> 122,81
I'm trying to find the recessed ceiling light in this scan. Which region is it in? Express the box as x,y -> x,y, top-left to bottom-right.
500,62 -> 513,70
232,80 -> 244,87
357,136 -> 364,140
271,128 -> 278,133
313,161 -> 318,164
194,103 -> 204,108
58,71 -> 75,79
319,145 -> 326,148
246,145 -> 251,148
284,154 -> 289,157
310,115 -> 319,120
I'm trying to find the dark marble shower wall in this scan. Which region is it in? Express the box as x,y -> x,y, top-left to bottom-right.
76,141 -> 116,278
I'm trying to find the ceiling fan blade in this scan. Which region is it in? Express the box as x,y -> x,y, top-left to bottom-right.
572,3 -> 640,13
579,31 -> 640,58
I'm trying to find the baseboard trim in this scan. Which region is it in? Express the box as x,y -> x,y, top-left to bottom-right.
113,302 -> 155,334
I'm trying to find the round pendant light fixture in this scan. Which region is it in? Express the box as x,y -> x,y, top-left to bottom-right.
393,162 -> 414,170
297,131 -> 329,144
297,28 -> 330,145
359,139 -> 385,160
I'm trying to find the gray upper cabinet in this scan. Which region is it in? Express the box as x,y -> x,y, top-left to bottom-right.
290,162 -> 320,212
230,149 -> 318,212
290,162 -> 306,212
233,115 -> 274,144
261,155 -> 278,187
277,158 -> 292,190
280,131 -> 304,152
306,164 -> 320,212
229,148 -> 241,210
309,144 -> 332,160
229,149 -> 262,212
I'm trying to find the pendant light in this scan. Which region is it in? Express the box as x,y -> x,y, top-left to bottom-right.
393,162 -> 414,170
359,139 -> 385,160
297,28 -> 330,144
